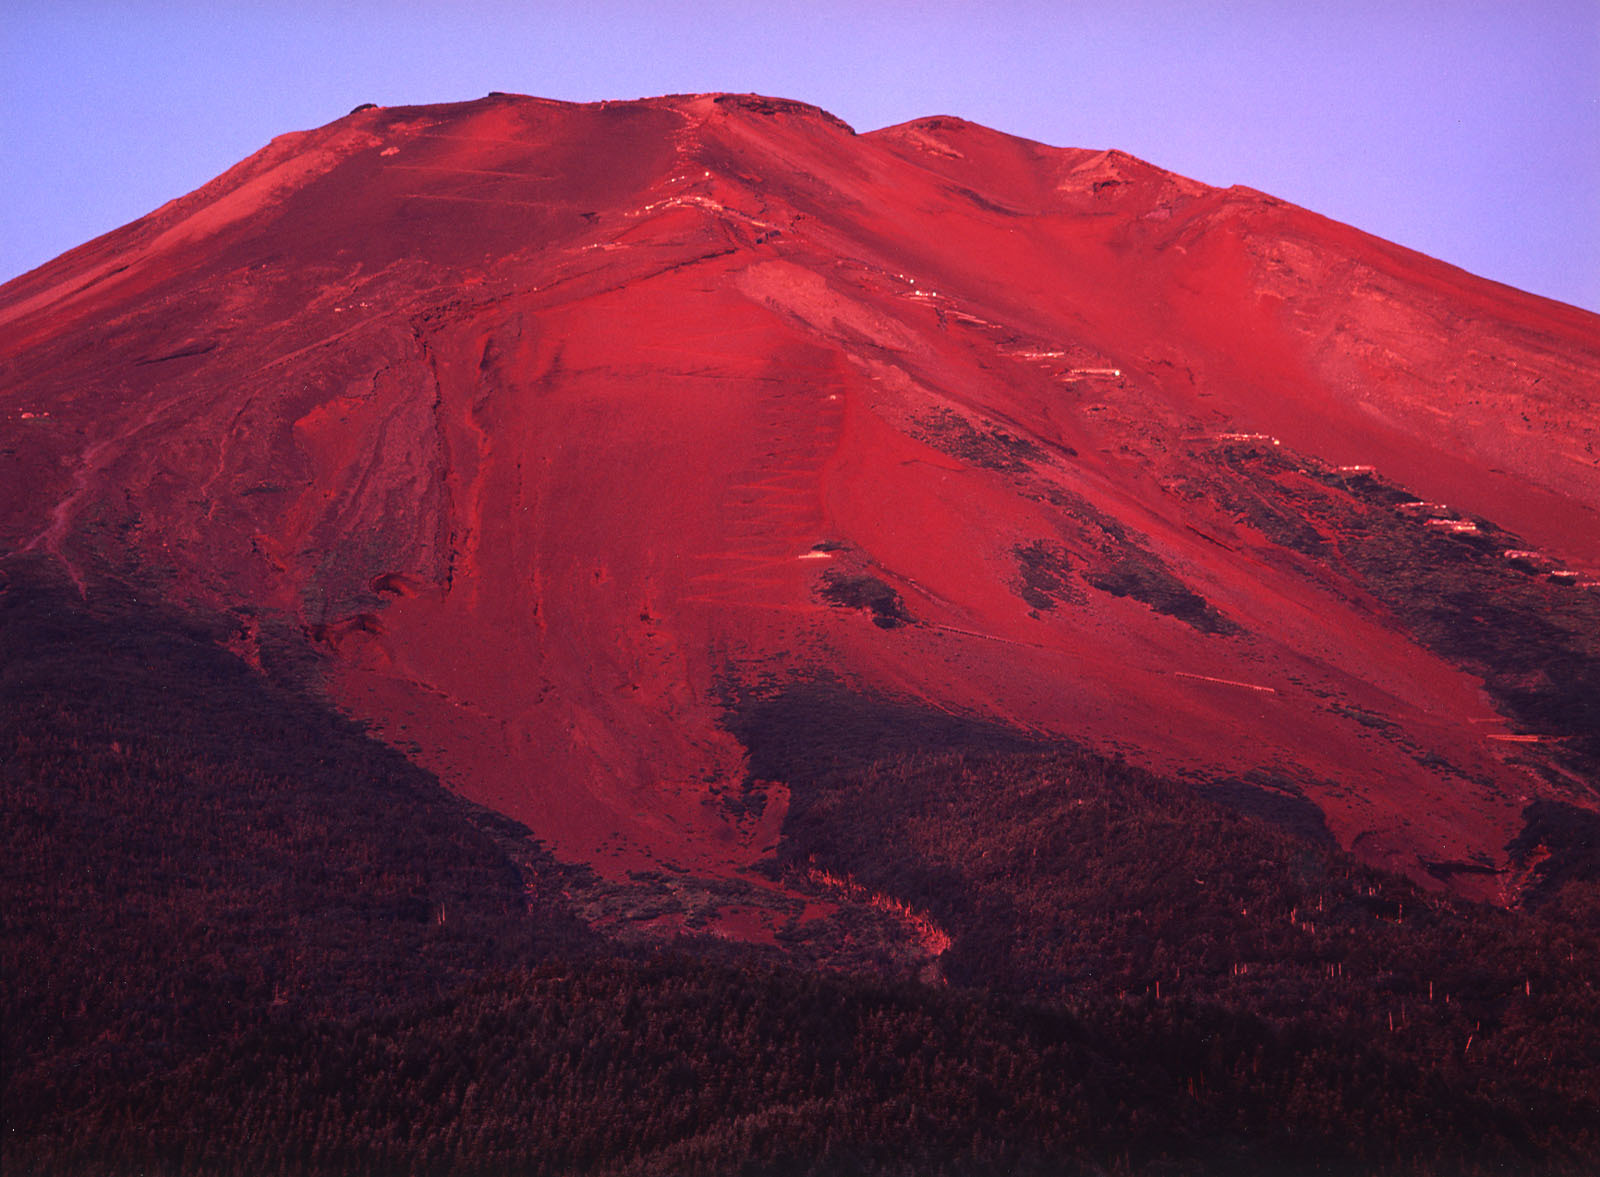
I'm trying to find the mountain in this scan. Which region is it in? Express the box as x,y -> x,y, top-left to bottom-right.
5,93 -> 1600,1175
6,91 -> 1597,901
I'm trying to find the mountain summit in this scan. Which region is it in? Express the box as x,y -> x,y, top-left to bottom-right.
4,92 -> 1598,910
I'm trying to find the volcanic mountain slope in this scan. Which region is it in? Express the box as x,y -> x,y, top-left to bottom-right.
3,92 -> 1598,911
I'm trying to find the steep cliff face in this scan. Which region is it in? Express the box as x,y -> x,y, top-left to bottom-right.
4,92 -> 1598,901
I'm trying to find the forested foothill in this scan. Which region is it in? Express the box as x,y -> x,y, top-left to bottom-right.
5,552 -> 1600,1176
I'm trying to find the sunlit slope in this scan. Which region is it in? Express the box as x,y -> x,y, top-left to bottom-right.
3,92 -> 1597,898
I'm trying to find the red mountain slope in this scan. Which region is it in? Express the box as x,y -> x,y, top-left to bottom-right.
4,93 -> 1598,910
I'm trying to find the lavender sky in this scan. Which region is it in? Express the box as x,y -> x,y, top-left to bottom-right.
4,0 -> 1597,312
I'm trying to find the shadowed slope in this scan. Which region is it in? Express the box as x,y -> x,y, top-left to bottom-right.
8,553 -> 1600,1176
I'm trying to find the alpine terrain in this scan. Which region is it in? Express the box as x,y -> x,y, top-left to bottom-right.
5,93 -> 1600,1176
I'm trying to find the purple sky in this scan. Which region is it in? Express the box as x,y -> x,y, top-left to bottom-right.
4,1 -> 1597,312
